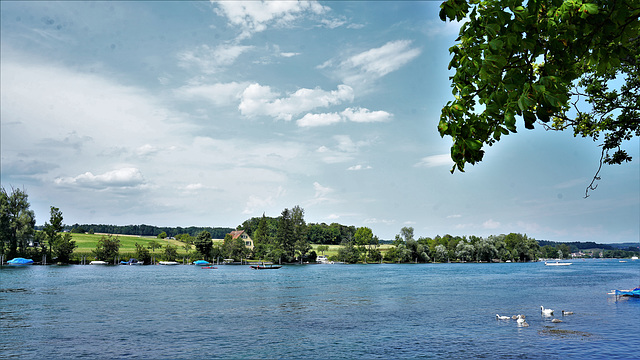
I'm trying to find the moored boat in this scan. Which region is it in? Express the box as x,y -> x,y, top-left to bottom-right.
611,287 -> 640,298
250,265 -> 282,270
159,261 -> 179,265
90,260 -> 108,265
193,260 -> 210,266
7,257 -> 34,265
545,261 -> 572,266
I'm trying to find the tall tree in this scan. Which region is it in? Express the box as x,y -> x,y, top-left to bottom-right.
92,235 -> 121,261
43,206 -> 64,259
0,186 -> 35,258
439,0 -> 639,195
354,227 -> 373,263
277,208 -> 295,261
194,231 -> 213,260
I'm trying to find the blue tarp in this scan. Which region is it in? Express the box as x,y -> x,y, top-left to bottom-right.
7,257 -> 34,265
193,260 -> 210,265
615,288 -> 640,297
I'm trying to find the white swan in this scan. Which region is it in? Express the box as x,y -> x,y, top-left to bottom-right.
496,314 -> 511,320
561,310 -> 573,315
517,315 -> 526,324
540,306 -> 554,316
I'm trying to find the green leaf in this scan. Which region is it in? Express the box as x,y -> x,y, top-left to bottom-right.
523,111 -> 536,129
489,39 -> 504,51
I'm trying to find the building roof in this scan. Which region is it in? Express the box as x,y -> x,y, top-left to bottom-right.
230,230 -> 246,239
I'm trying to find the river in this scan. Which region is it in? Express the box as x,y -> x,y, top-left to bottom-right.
1,259 -> 638,359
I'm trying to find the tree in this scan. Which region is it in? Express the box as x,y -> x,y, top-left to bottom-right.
147,240 -> 162,253
135,242 -> 152,265
316,245 -> 329,255
354,227 -> 373,262
157,231 -> 167,239
92,235 -> 120,261
0,186 -> 36,258
164,243 -> 178,261
53,233 -> 77,264
43,206 -> 64,259
439,0 -> 639,196
277,208 -> 296,262
194,231 -> 213,260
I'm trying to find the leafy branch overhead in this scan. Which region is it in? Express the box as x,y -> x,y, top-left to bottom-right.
439,0 -> 639,194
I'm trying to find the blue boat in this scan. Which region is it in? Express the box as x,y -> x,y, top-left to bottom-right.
193,260 -> 210,266
120,258 -> 143,265
614,287 -> 640,298
7,257 -> 34,265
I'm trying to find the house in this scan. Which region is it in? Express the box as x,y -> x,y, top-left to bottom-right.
229,230 -> 254,250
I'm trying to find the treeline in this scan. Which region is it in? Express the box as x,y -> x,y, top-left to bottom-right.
63,224 -> 234,239
239,216 -> 358,246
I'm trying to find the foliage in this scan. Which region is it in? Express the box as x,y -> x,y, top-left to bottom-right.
157,231 -> 167,239
134,242 -> 152,265
53,233 -> 77,263
439,0 -> 639,194
147,240 -> 163,253
92,235 -> 121,261
64,223 -> 233,238
43,206 -> 64,259
163,244 -> 178,261
0,186 -> 36,258
194,231 -> 213,260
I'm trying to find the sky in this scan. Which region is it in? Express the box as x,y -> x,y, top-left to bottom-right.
1,1 -> 638,243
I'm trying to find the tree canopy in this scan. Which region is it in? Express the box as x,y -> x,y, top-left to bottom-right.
439,0 -> 639,195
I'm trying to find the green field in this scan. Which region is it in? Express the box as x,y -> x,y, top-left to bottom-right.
71,233 -> 192,256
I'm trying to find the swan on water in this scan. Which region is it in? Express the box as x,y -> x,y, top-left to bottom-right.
496,314 -> 511,320
517,315 -> 526,324
561,310 -> 573,315
540,306 -> 554,316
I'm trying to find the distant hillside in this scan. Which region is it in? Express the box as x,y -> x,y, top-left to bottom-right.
62,224 -> 235,239
537,240 -> 639,252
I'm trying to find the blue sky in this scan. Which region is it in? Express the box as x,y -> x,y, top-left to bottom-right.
1,1 -> 638,243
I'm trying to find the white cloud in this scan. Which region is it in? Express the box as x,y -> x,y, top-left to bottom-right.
55,168 -> 145,190
239,83 -> 354,120
280,52 -> 300,58
212,0 -> 329,40
414,154 -> 453,168
177,44 -> 253,74
297,107 -> 392,127
341,107 -> 391,123
308,181 -> 334,205
347,164 -> 372,171
320,40 -> 421,86
243,186 -> 285,214
297,112 -> 342,127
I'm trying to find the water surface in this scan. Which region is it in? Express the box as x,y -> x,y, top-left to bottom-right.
1,260 -> 638,359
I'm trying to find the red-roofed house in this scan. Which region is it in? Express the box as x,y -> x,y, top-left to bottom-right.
230,230 -> 254,250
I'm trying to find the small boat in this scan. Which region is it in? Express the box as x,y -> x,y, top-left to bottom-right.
317,255 -> 333,264
120,258 -> 143,265
250,265 -> 282,270
545,261 -> 572,266
201,266 -> 217,269
7,257 -> 34,265
611,287 -> 640,298
90,260 -> 108,265
159,261 -> 179,265
193,260 -> 210,266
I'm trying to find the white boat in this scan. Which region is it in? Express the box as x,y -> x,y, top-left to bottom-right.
317,255 -> 333,264
545,261 -> 572,266
631,256 -> 638,260
159,261 -> 179,265
90,260 -> 108,265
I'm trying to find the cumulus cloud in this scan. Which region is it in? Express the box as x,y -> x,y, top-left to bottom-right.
297,112 -> 342,127
55,168 -> 146,190
212,0 -> 329,40
177,44 -> 253,74
319,40 -> 421,86
414,154 -> 453,168
242,186 -> 285,214
239,83 -> 354,120
296,107 -> 391,127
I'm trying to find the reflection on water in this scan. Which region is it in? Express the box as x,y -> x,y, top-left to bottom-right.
1,260 -> 639,359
